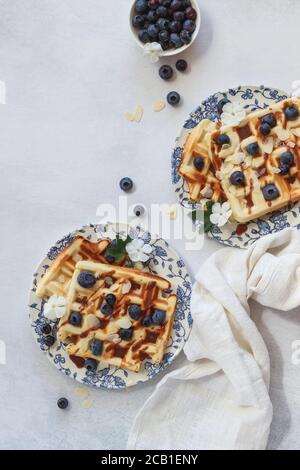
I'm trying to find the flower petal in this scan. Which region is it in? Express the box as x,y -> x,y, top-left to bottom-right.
222,202 -> 231,212
210,213 -> 220,225
55,306 -> 66,319
142,244 -> 153,254
212,202 -> 221,214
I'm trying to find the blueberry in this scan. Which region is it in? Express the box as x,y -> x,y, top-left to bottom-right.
142,316 -> 152,327
230,171 -> 245,186
148,0 -> 159,8
104,253 -> 115,263
183,19 -> 196,33
167,90 -> 181,105
151,309 -> 166,325
170,20 -> 182,32
69,311 -> 82,326
77,271 -> 97,288
161,40 -> 171,50
193,156 -> 204,171
133,204 -> 145,216
173,11 -> 185,22
170,32 -> 183,48
280,151 -> 294,166
100,302 -> 113,316
246,142 -> 260,156
176,59 -> 187,72
84,358 -> 98,372
216,134 -> 230,146
217,98 -> 230,115
147,10 -> 158,22
159,0 -> 172,5
132,14 -> 145,28
105,293 -> 116,306
260,122 -> 272,136
89,339 -> 103,356
262,113 -> 277,128
120,177 -> 133,192
157,18 -> 170,30
135,0 -> 148,14
44,335 -> 55,347
138,29 -> 151,43
41,323 -> 52,335
157,5 -> 168,16
128,304 -> 142,320
159,64 -> 173,80
57,397 -> 69,410
119,327 -> 133,341
262,184 -> 280,201
147,24 -> 159,38
185,6 -> 197,19
170,0 -> 182,11
279,163 -> 290,175
284,106 -> 299,121
182,0 -> 191,6
180,29 -> 191,44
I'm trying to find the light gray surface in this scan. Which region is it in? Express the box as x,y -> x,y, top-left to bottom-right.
0,0 -> 300,450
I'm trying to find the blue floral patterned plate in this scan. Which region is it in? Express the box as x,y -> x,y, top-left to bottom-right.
29,224 -> 192,389
171,85 -> 300,248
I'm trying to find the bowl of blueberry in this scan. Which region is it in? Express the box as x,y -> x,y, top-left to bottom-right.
130,0 -> 201,57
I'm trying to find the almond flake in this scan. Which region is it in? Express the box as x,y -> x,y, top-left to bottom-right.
122,280 -> 132,294
126,112 -> 135,122
117,317 -> 132,329
110,283 -> 120,292
86,314 -> 101,329
287,141 -> 296,148
73,254 -> 83,262
292,128 -> 300,137
58,274 -> 66,283
104,276 -> 113,286
134,262 -> 144,270
153,100 -> 165,112
200,185 -> 213,199
134,105 -> 143,123
276,128 -> 290,141
271,167 -> 281,174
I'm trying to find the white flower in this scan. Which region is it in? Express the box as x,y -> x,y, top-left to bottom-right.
44,295 -> 66,321
143,42 -> 163,63
221,102 -> 247,127
291,80 -> 300,98
210,202 -> 232,227
126,238 -> 152,262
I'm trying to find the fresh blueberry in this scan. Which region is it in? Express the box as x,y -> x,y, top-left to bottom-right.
284,106 -> 299,121
148,0 -> 159,8
230,171 -> 245,186
262,113 -> 277,128
135,0 -> 148,14
147,10 -> 158,23
100,302 -> 113,316
105,293 -> 116,306
119,327 -> 133,341
77,271 -> 97,288
170,32 -> 183,48
159,64 -> 173,80
84,358 -> 98,372
142,316 -> 152,327
161,40 -> 171,50
41,323 -> 52,335
132,14 -> 145,28
175,59 -> 188,72
128,304 -> 142,320
262,184 -> 280,201
159,0 -> 172,5
158,30 -> 170,45
104,253 -> 115,263
57,397 -> 69,410
44,335 -> 55,347
120,177 -> 133,192
69,311 -> 82,326
260,122 -> 272,136
147,24 -> 159,38
182,0 -> 191,6
173,11 -> 185,22
279,163 -> 290,175
216,134 -> 230,146
170,20 -> 182,32
138,29 -> 151,43
167,90 -> 181,105
133,204 -> 145,216
185,6 -> 197,19
183,19 -> 196,33
217,98 -> 230,115
193,156 -> 204,171
170,0 -> 182,11
180,29 -> 191,44
280,151 -> 294,166
157,5 -> 168,16
246,142 -> 260,156
151,309 -> 166,325
89,339 -> 103,356
157,17 -> 170,30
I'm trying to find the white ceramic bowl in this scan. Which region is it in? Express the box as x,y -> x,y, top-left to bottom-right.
129,0 -> 201,57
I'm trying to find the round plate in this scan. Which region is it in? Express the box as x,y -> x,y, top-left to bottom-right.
171,85 -> 300,248
29,224 -> 192,389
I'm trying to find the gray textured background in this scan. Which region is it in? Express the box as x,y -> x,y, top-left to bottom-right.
0,0 -> 300,450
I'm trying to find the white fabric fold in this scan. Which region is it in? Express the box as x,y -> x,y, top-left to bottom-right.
127,228 -> 300,450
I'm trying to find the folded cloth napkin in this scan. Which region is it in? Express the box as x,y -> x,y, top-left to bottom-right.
127,228 -> 300,450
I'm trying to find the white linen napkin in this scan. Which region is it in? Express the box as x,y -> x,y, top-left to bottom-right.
127,228 -> 300,450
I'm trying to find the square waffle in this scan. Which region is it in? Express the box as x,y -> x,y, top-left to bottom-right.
36,236 -> 110,298
57,261 -> 177,372
208,97 -> 300,223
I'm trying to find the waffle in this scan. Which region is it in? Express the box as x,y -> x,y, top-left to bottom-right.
208,97 -> 300,223
57,261 -> 177,372
179,119 -> 222,202
36,237 -> 110,298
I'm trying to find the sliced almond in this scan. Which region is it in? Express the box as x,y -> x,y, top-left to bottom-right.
200,185 -> 213,199
73,254 -> 83,262
261,137 -> 274,154
110,283 -> 120,292
86,314 -> 101,329
117,317 -> 132,329
153,100 -> 166,112
107,333 -> 121,344
271,166 -> 281,174
287,141 -> 296,148
276,128 -> 290,141
122,280 -> 132,294
58,274 -> 66,283
126,112 -> 135,122
291,128 -> 300,137
134,105 -> 143,123
104,276 -> 113,286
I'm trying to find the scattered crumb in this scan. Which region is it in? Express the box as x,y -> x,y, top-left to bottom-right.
82,399 -> 93,409
75,388 -> 90,398
153,100 -> 166,112
134,105 -> 143,122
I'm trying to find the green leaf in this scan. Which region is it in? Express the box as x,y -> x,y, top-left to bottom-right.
204,201 -> 214,233
106,234 -> 132,262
